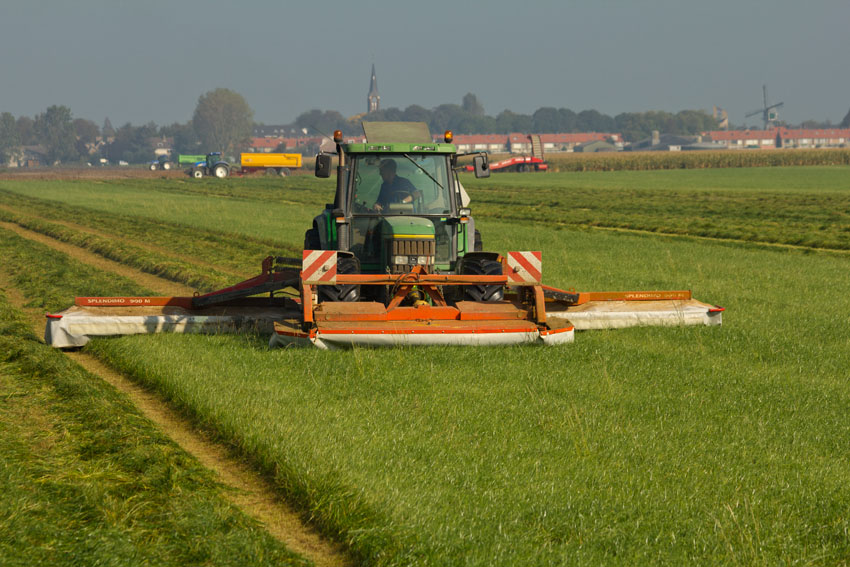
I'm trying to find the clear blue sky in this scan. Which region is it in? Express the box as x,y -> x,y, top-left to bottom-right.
2,0 -> 848,128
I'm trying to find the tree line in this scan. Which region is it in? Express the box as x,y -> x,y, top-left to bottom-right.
294,93 -> 723,144
0,89 -> 252,166
3,89 -> 849,166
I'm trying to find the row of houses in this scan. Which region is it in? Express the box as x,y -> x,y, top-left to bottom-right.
248,128 -> 850,155
11,128 -> 844,167
249,132 -> 625,154
703,128 -> 850,149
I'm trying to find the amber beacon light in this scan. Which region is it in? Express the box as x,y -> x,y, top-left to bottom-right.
444,130 -> 453,143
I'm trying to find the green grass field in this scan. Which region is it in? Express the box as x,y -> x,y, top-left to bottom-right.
0,235 -> 306,566
1,168 -> 849,565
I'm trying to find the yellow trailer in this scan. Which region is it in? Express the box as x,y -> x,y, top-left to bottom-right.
240,153 -> 302,176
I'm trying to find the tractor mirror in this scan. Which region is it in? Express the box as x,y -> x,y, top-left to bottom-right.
473,155 -> 490,178
315,154 -> 332,178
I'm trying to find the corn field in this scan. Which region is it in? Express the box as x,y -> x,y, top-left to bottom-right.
536,148 -> 850,171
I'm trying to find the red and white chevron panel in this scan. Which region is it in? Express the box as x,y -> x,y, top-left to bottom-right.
301,250 -> 337,284
506,251 -> 542,284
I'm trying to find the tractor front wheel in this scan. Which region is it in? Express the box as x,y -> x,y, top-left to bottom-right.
192,168 -> 204,179
317,256 -> 360,303
461,257 -> 504,302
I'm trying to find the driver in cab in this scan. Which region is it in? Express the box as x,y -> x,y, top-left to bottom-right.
375,159 -> 421,212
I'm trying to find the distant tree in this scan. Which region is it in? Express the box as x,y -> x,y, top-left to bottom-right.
429,103 -> 464,133
558,108 -> 577,132
73,118 -> 100,156
841,108 -> 850,129
102,117 -> 115,139
192,88 -> 254,155
160,121 -> 200,155
532,107 -> 561,133
454,114 -> 495,135
294,109 -> 349,138
495,110 -> 532,133
0,112 -> 20,163
34,105 -> 78,163
673,110 -> 718,135
614,112 -> 650,142
576,109 -> 615,132
462,93 -> 485,117
16,116 -> 35,145
107,122 -> 159,164
401,104 -> 431,123
369,107 -> 404,122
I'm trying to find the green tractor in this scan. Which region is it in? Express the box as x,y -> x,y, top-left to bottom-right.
309,121 -> 499,304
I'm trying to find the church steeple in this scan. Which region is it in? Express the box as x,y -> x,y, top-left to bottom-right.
367,64 -> 380,113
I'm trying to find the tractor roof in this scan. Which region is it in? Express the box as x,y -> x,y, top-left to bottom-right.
363,121 -> 431,143
345,121 -> 456,154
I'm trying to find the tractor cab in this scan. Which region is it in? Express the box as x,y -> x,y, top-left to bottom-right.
311,122 -> 490,278
205,152 -> 222,168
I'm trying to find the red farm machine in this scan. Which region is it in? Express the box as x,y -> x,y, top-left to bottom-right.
45,122 -> 722,349
464,135 -> 547,172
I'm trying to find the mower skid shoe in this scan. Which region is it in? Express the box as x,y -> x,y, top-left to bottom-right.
270,319 -> 574,349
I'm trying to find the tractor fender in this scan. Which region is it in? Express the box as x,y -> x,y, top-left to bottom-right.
311,212 -> 332,249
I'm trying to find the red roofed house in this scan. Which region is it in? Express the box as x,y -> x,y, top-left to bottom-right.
249,137 -> 285,152
446,132 -> 623,154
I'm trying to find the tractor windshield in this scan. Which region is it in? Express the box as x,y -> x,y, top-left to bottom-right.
350,154 -> 452,215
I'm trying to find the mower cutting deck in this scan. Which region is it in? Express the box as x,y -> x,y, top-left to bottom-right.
44,252 -> 722,349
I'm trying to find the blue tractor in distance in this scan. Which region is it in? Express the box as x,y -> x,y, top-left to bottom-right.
189,152 -> 231,178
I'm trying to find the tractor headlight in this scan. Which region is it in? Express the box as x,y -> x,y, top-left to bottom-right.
393,255 -> 433,265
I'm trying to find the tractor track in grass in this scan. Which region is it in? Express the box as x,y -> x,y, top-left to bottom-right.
0,203 -> 251,280
588,223 -> 850,255
0,223 -> 351,567
0,220 -> 196,296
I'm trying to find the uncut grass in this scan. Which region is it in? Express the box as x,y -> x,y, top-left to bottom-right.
0,188 -> 300,278
3,167 -> 849,252
87,228 -> 850,565
0,178 -> 322,247
0,294 -> 306,565
464,167 -> 850,250
0,227 -> 152,311
0,207 -> 237,293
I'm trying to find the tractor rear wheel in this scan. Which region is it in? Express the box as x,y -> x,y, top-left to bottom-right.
461,257 -> 504,302
213,164 -> 229,178
162,162 -> 171,170
317,256 -> 360,303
